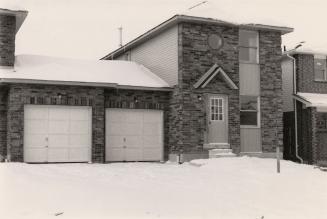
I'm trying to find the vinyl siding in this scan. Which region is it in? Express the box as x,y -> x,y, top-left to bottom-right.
117,25 -> 178,86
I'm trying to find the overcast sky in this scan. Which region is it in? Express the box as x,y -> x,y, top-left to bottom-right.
2,0 -> 327,59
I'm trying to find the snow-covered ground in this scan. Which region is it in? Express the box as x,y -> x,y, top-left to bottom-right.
1,157 -> 326,219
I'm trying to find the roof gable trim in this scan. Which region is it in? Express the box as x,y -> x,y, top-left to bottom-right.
193,64 -> 238,90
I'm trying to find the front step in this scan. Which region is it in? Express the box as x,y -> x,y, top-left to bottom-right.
209,148 -> 236,158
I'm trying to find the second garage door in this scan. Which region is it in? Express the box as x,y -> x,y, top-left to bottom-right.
106,109 -> 163,162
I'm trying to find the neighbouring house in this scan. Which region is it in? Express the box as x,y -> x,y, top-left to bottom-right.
282,49 -> 327,164
103,14 -> 293,161
0,7 -> 293,163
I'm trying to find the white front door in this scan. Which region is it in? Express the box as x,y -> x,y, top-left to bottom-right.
24,105 -> 92,163
106,109 -> 163,162
207,95 -> 228,144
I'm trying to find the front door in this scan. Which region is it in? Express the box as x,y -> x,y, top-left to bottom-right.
207,95 -> 228,144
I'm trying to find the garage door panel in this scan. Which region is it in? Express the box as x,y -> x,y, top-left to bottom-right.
125,136 -> 142,147
143,123 -> 161,136
106,135 -> 123,148
48,120 -> 69,134
24,134 -> 47,148
70,135 -> 90,147
124,123 -> 143,135
107,123 -> 125,136
106,110 -> 129,123
125,112 -> 143,123
143,148 -> 162,161
125,148 -> 143,161
70,109 -> 90,121
49,107 -> 70,120
48,148 -> 69,162
69,148 -> 89,162
143,136 -> 161,147
25,120 -> 48,134
48,135 -> 69,148
24,148 -> 47,163
70,120 -> 90,134
25,106 -> 48,120
106,148 -> 125,161
143,111 -> 162,122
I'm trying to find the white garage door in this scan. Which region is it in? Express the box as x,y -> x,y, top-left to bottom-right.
24,105 -> 92,163
106,109 -> 163,162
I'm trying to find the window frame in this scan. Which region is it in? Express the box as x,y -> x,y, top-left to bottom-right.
240,96 -> 261,128
314,56 -> 327,81
239,30 -> 259,64
210,97 -> 224,122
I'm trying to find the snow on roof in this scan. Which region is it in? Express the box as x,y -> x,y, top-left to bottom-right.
290,47 -> 327,57
295,92 -> 327,107
0,55 -> 170,89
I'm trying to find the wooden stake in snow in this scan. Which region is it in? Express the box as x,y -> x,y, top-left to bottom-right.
277,146 -> 280,173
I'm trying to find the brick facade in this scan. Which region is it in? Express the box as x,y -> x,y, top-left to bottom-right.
167,22 -> 284,157
2,84 -> 170,162
168,22 -> 240,155
295,54 -> 327,94
259,30 -> 283,153
0,15 -> 16,67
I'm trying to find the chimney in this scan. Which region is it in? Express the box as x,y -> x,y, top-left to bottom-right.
0,8 -> 28,68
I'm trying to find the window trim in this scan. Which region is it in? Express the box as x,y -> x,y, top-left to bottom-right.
210,97 -> 224,122
240,96 -> 261,128
239,30 -> 259,64
314,57 -> 327,81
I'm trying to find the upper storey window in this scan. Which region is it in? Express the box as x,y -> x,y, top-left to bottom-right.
314,55 -> 327,81
239,30 -> 259,64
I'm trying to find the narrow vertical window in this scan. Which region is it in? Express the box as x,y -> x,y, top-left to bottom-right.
239,30 -> 259,64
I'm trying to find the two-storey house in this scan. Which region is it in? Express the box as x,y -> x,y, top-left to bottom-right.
103,15 -> 293,161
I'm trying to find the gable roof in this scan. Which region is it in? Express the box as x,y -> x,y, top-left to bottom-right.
102,14 -> 293,60
0,55 -> 171,90
193,64 -> 238,89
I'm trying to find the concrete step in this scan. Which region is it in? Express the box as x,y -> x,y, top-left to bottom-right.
203,143 -> 230,149
208,149 -> 237,158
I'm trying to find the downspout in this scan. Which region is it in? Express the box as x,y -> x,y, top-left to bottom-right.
286,53 -> 303,163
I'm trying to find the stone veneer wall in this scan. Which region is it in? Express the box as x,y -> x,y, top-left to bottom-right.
6,84 -> 105,162
0,15 -> 16,67
170,22 -> 240,155
259,30 -> 283,153
104,89 -> 171,160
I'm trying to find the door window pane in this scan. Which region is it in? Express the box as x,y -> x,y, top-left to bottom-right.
210,97 -> 224,121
